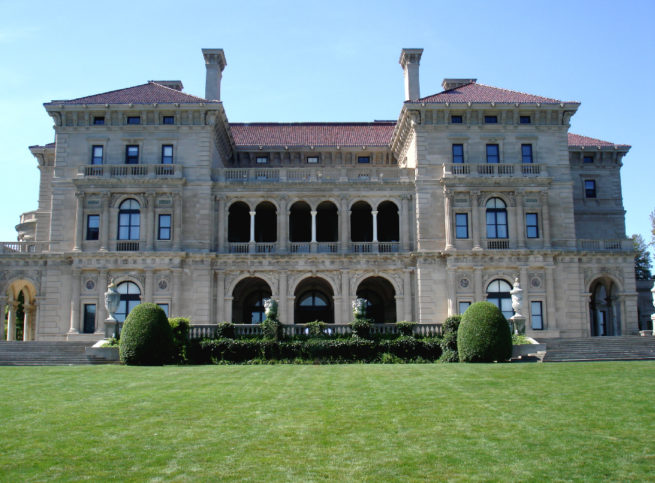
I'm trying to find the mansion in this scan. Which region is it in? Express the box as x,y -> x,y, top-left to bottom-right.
0,48 -> 637,341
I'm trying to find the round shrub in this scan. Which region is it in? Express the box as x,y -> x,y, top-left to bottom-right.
169,317 -> 190,363
396,321 -> 417,337
119,303 -> 175,365
457,301 -> 512,363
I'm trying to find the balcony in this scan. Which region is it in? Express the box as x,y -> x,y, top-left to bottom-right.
218,167 -> 413,184
577,239 -> 632,252
443,163 -> 547,178
79,164 -> 182,178
228,241 -> 400,254
0,241 -> 50,254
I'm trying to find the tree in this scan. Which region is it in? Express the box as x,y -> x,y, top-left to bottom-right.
651,209 -> 655,246
632,234 -> 652,280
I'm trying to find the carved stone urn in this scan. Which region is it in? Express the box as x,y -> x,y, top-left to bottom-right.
509,277 -> 526,335
104,280 -> 120,338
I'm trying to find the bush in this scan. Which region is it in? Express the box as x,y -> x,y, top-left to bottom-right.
119,303 -> 175,365
457,302 -> 512,363
438,315 -> 462,362
396,321 -> 417,336
169,317 -> 190,363
350,318 -> 371,339
215,322 -> 235,339
442,315 -> 462,335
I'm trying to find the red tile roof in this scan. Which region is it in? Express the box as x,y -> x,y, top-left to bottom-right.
45,82 -> 211,105
417,81 -> 570,104
568,133 -> 630,149
230,122 -> 396,148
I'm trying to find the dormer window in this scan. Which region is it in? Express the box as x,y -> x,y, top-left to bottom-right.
127,116 -> 141,125
307,156 -> 319,164
357,156 -> 370,164
484,115 -> 498,124
583,155 -> 594,163
519,115 -> 531,124
451,115 -> 463,124
93,116 -> 105,125
162,116 -> 175,125
256,156 -> 268,164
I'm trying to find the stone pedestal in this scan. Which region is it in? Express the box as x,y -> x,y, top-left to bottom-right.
104,318 -> 118,339
510,315 -> 526,335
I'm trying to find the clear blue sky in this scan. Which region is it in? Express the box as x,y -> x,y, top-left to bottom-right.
1,0 -> 653,253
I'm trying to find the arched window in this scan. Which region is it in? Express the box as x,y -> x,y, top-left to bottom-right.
486,198 -> 507,239
116,281 -> 141,322
118,199 -> 140,240
231,277 -> 272,324
486,279 -> 513,320
244,290 -> 269,323
294,277 -> 334,324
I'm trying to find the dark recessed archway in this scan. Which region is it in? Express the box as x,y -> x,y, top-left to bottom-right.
350,201 -> 372,242
228,201 -> 250,243
356,276 -> 396,323
231,277 -> 272,324
289,201 -> 311,242
294,277 -> 334,324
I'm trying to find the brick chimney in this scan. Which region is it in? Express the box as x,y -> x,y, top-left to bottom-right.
202,48 -> 227,101
399,48 -> 423,101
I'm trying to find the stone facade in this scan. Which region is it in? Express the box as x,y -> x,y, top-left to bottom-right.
0,48 -> 637,341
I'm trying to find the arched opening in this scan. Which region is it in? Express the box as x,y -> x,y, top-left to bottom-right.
350,201 -> 372,242
231,277 -> 272,324
316,201 -> 338,242
485,197 -> 508,239
116,281 -> 141,323
228,201 -> 250,242
289,201 -> 311,242
589,278 -> 621,336
255,202 -> 277,242
294,277 -> 334,324
486,279 -> 513,320
4,280 -> 37,341
356,276 -> 396,323
377,201 -> 399,242
117,199 -> 141,240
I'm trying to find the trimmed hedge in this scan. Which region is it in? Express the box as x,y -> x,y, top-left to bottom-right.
439,315 -> 462,363
169,317 -> 190,363
187,337 -> 442,364
119,303 -> 175,365
457,302 -> 512,363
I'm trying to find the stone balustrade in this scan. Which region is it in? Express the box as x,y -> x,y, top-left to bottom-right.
442,163 -> 546,178
79,164 -> 182,178
577,239 -> 632,251
0,241 -> 50,254
218,167 -> 414,183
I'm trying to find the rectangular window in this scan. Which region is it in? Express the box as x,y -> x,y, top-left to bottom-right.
531,301 -> 543,330
486,144 -> 500,163
519,115 -> 531,124
162,116 -> 175,125
455,213 -> 469,239
157,303 -> 169,317
307,156 -> 319,164
256,156 -> 268,164
484,115 -> 498,124
93,116 -> 105,125
86,215 -> 99,240
158,214 -> 171,240
459,301 -> 471,314
91,145 -> 104,165
125,145 -> 139,164
83,304 -> 96,334
127,116 -> 141,125
452,144 -> 464,164
451,115 -> 463,124
521,144 -> 533,164
585,180 -> 597,198
161,145 -> 173,164
357,156 -> 370,164
526,213 -> 539,238
583,155 -> 594,163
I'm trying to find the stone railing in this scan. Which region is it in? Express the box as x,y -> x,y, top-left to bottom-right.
228,241 -> 401,254
79,164 -> 182,178
218,167 -> 413,184
486,239 -> 510,250
0,241 -> 50,254
188,323 -> 443,340
577,239 -> 632,252
443,163 -> 546,178
19,211 -> 38,224
116,241 -> 140,252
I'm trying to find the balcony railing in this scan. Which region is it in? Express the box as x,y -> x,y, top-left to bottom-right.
443,163 -> 546,178
116,241 -> 140,252
0,241 -> 50,254
219,167 -> 413,184
577,239 -> 632,251
188,323 -> 443,340
229,242 -> 400,254
486,239 -> 510,250
80,164 -> 182,178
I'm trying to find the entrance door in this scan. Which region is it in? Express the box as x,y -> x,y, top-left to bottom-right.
83,304 -> 96,334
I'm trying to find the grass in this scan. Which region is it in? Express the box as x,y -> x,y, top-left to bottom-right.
0,362 -> 653,481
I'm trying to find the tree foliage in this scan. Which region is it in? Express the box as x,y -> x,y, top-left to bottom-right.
632,234 -> 652,280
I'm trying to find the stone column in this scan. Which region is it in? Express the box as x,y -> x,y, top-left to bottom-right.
400,195 -> 410,251
7,301 -> 17,341
279,271 -> 288,324
447,268 -> 456,316
509,194 -> 519,249
145,269 -> 154,303
69,269 -> 81,334
217,196 -> 225,253
310,209 -> 318,253
541,191 -> 551,248
96,269 -> 107,333
474,266 -> 483,302
545,266 -> 555,330
146,193 -> 155,251
444,190 -> 453,250
516,192 -> 525,249
216,271 -> 225,322
225,297 -> 233,323
0,299 -> 6,340
403,270 -> 412,321
23,304 -> 35,341
471,191 -> 482,250
73,191 -> 84,251
341,270 -> 350,323
249,210 -> 256,243
173,193 -> 182,251
340,198 -> 349,253
371,210 -> 378,242
100,193 -> 110,251
278,197 -> 288,252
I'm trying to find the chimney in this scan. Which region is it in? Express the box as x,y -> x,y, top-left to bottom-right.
442,78 -> 477,91
202,48 -> 227,101
399,48 -> 423,101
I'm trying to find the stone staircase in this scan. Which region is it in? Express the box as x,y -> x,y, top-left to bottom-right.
540,336 -> 655,362
0,341 -> 112,366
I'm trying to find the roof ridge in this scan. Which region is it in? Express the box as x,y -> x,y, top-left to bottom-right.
49,82 -> 151,103
473,82 -> 562,103
147,81 -> 207,101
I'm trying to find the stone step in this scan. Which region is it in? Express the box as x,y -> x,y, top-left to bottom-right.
540,336 -> 655,362
0,341 -> 97,366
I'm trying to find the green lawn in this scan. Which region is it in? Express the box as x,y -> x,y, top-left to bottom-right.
1,363 -> 653,481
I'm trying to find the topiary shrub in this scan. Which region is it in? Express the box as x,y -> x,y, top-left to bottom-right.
169,317 -> 190,363
306,320 -> 328,338
261,298 -> 282,340
457,302 -> 512,363
119,303 -> 174,365
350,297 -> 371,339
438,315 -> 462,363
215,322 -> 235,339
396,321 -> 417,337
